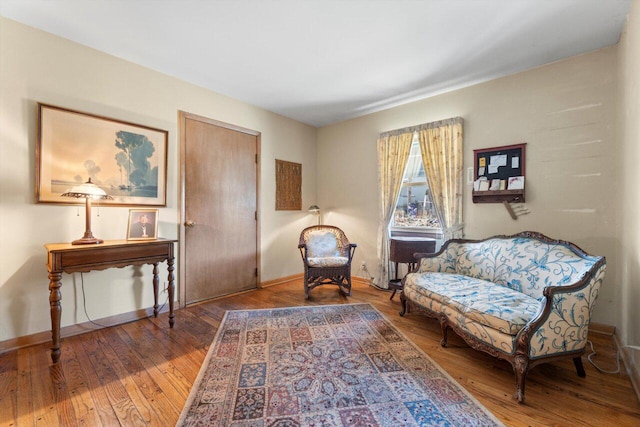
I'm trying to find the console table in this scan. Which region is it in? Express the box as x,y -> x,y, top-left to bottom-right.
388,236 -> 436,300
45,238 -> 177,363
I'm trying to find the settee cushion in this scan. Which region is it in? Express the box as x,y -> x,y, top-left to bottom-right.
405,272 -> 541,335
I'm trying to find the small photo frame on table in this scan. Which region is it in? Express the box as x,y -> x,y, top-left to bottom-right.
127,209 -> 158,240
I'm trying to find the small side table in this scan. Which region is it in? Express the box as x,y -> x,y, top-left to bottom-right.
389,237 -> 436,300
45,239 -> 177,363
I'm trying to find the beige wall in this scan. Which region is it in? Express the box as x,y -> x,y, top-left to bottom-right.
0,17 -> 317,342
1,9 -> 636,348
318,47 -> 620,326
619,0 -> 640,367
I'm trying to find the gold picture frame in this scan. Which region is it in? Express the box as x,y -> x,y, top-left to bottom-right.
127,209 -> 158,240
36,103 -> 168,206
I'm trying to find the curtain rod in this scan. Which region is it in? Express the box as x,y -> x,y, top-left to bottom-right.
378,116 -> 463,139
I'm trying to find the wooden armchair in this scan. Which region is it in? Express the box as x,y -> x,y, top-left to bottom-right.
298,225 -> 357,299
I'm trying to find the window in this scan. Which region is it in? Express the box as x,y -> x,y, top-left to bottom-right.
391,135 -> 441,237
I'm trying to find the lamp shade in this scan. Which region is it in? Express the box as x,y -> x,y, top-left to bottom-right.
61,178 -> 111,199
308,205 -> 320,213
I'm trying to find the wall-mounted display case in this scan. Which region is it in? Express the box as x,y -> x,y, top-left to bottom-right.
472,143 -> 526,203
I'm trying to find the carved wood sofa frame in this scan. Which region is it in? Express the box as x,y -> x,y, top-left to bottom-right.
400,231 -> 606,403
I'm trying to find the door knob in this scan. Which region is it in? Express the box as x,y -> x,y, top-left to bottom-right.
184,220 -> 196,228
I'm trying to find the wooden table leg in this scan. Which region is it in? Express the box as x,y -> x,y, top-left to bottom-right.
152,262 -> 159,317
167,257 -> 175,328
48,271 -> 62,363
389,261 -> 399,300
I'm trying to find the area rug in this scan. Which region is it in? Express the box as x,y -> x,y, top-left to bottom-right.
177,303 -> 503,426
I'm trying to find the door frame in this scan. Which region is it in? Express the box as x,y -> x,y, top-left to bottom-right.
178,111 -> 261,308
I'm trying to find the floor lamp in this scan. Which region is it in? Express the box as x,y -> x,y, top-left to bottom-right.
308,205 -> 321,225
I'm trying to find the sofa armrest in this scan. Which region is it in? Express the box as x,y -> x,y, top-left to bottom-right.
413,240 -> 460,273
518,261 -> 606,359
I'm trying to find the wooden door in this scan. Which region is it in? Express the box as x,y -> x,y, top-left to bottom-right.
180,112 -> 260,305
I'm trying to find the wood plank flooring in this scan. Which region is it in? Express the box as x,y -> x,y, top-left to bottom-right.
1,279 -> 639,426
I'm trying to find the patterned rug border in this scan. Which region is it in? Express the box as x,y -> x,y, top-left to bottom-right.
177,303 -> 504,426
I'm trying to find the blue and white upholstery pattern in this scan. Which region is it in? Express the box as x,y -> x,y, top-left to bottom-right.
406,272 -> 540,335
528,265 -> 605,359
405,236 -> 605,359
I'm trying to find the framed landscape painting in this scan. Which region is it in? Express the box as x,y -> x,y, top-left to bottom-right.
36,103 -> 168,206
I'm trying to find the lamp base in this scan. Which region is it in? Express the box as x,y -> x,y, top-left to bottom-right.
71,236 -> 104,245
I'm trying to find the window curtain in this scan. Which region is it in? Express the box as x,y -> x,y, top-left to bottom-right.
376,132 -> 413,289
418,117 -> 464,241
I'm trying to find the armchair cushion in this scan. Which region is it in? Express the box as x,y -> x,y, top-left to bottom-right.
306,230 -> 341,258
307,256 -> 349,268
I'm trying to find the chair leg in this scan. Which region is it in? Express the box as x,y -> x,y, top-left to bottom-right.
399,298 -> 407,316
304,273 -> 310,299
439,319 -> 448,347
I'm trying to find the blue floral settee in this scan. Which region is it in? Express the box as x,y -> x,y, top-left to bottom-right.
400,231 -> 606,402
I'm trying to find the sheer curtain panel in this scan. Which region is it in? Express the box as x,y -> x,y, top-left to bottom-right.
418,117 -> 464,240
376,132 -> 413,289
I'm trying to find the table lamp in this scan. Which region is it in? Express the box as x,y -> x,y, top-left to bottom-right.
61,178 -> 113,244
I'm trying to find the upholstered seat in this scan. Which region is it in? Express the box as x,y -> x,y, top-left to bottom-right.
298,225 -> 357,299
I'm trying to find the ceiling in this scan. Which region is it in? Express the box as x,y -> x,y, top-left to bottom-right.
0,0 -> 631,127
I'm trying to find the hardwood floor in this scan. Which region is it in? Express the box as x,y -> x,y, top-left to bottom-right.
1,279 -> 639,426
